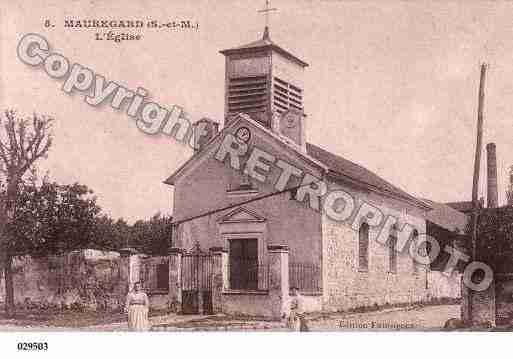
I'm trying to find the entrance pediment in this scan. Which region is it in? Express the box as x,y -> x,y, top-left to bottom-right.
218,207 -> 266,224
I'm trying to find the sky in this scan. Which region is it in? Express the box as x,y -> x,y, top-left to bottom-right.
2,0 -> 513,222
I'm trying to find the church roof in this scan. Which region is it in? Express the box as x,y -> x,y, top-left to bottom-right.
164,119 -> 430,211
421,199 -> 469,232
445,201 -> 474,213
305,143 -> 431,210
219,27 -> 309,67
164,113 -> 328,187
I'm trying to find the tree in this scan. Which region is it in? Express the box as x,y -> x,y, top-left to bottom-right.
0,109 -> 53,315
131,213 -> 173,255
91,216 -> 131,251
8,181 -> 103,256
473,206 -> 513,273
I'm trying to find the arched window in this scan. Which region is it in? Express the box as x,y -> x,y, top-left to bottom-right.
358,223 -> 369,271
388,230 -> 397,273
410,230 -> 419,273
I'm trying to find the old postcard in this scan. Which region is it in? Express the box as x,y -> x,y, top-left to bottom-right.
1,0 -> 513,354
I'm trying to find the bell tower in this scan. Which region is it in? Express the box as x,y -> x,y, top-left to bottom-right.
220,5 -> 308,151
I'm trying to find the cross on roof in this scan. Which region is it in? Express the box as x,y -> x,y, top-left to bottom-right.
258,0 -> 277,32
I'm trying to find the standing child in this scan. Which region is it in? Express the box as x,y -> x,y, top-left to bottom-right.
286,287 -> 309,332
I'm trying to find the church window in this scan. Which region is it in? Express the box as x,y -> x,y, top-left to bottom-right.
289,187 -> 298,200
238,173 -> 253,190
358,222 -> 369,271
228,173 -> 257,193
410,230 -> 419,274
388,233 -> 397,273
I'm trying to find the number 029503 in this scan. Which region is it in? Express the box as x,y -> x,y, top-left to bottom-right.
17,342 -> 48,351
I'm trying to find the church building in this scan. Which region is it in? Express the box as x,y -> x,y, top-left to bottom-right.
164,25 -> 433,315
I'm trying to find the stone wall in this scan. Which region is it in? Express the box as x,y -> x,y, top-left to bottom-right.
221,292 -> 277,317
321,181 -> 429,312
461,282 -> 496,326
299,293 -> 323,312
427,271 -> 461,300
220,287 -> 322,317
148,293 -> 171,310
0,250 -> 124,310
139,255 -> 169,292
0,249 -> 177,312
139,255 -> 170,310
494,274 -> 513,325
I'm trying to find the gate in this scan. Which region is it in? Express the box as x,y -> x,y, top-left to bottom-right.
181,245 -> 214,314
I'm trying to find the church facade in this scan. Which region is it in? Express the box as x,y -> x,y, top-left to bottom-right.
165,27 -> 433,314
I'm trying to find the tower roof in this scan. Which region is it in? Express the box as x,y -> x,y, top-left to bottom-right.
220,27 -> 309,67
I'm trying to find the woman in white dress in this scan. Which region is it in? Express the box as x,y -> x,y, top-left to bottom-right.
125,282 -> 150,331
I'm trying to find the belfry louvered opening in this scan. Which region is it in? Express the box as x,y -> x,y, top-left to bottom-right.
273,77 -> 303,114
227,75 -> 268,114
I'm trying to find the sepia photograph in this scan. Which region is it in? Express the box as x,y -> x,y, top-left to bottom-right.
1,0 -> 513,357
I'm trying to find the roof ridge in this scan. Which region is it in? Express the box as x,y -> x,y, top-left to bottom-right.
219,35 -> 309,67
306,142 -> 371,172
305,142 -> 429,209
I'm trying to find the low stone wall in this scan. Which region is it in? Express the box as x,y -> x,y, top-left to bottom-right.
139,255 -> 169,292
495,274 -> 513,325
0,250 -> 124,310
221,291 -> 275,317
221,291 -> 322,317
460,279 -> 496,326
148,292 -> 170,310
178,245 -> 293,319
300,293 -> 323,312
427,271 -> 461,300
0,249 -> 176,312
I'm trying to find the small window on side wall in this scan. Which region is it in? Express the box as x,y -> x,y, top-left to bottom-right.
410,230 -> 419,274
388,233 -> 397,274
358,222 -> 370,271
289,187 -> 298,200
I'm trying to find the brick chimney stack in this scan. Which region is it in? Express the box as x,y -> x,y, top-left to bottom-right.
486,142 -> 498,208
192,119 -> 219,153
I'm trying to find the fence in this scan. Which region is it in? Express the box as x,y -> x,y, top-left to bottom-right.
227,259 -> 269,291
139,257 -> 169,293
289,262 -> 321,293
181,253 -> 213,291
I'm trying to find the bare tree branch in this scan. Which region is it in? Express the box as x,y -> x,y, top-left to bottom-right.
0,109 -> 53,190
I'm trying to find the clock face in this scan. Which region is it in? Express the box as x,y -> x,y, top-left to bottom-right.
235,126 -> 251,143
